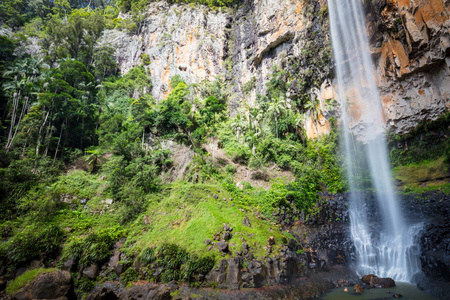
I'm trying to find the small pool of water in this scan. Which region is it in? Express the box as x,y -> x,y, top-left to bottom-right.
320,282 -> 439,300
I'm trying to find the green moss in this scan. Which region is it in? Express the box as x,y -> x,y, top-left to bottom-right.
394,157 -> 449,193
6,268 -> 57,294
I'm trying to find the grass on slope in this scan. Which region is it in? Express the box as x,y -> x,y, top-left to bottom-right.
394,156 -> 450,194
124,181 -> 289,260
2,168 -> 295,278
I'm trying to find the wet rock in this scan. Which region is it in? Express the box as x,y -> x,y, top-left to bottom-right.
205,239 -> 212,245
372,277 -> 395,288
362,274 -> 376,284
333,278 -> 352,288
13,270 -> 74,300
354,284 -> 365,295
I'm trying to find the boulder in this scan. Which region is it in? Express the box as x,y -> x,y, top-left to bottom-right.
63,259 -> 77,272
216,241 -> 229,253
146,285 -> 171,300
83,265 -> 99,279
353,284 -> 364,295
361,274 -> 376,284
206,259 -> 228,289
13,270 -> 74,300
86,285 -> 119,300
372,277 -> 395,288
361,274 -> 395,288
118,285 -> 153,299
223,225 -> 232,232
223,231 -> 231,241
226,258 -> 241,290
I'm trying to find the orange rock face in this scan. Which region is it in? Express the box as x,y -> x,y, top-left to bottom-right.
371,0 -> 450,134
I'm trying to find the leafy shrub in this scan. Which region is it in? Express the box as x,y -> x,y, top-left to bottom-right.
141,243 -> 215,284
121,267 -> 139,286
140,247 -> 156,265
0,225 -> 65,272
181,255 -> 215,283
231,145 -> 251,165
225,164 -> 237,174
156,243 -> 189,271
60,228 -> 123,269
444,139 -> 450,173
142,54 -> 151,65
388,112 -> 450,166
0,221 -> 16,239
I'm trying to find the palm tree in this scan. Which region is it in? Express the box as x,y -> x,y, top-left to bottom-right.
3,57 -> 43,151
230,114 -> 247,143
267,96 -> 286,139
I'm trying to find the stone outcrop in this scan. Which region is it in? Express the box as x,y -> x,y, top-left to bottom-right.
12,270 -> 75,300
367,0 -> 450,134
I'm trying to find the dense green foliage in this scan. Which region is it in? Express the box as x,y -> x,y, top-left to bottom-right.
60,228 -> 123,268
5,0 -> 443,293
0,224 -> 64,273
138,243 -> 214,283
118,0 -> 239,12
388,112 -> 450,167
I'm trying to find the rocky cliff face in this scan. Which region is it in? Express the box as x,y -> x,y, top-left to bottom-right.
367,0 -> 450,134
104,0 -> 449,136
101,2 -> 230,101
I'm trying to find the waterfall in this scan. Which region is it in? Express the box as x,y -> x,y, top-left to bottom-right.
327,0 -> 422,282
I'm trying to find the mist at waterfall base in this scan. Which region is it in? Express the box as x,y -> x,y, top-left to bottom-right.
327,0 -> 422,282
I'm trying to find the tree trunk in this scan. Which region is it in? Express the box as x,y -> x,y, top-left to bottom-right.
275,113 -> 278,139
53,121 -> 65,163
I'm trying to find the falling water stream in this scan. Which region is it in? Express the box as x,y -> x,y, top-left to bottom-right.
327,0 -> 422,282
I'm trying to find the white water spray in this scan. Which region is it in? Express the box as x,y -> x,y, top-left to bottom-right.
327,0 -> 421,282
